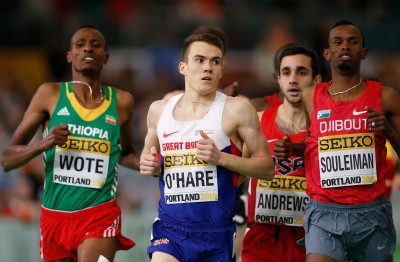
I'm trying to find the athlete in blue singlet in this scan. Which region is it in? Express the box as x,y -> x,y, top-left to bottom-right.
140,33 -> 275,262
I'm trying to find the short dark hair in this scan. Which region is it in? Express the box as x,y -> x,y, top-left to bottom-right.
192,26 -> 228,55
181,33 -> 224,62
275,43 -> 321,78
70,25 -> 108,51
330,20 -> 365,47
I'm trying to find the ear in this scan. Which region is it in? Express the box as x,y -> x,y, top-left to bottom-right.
66,51 -> 72,63
361,47 -> 368,60
103,53 -> 109,65
272,73 -> 279,83
323,48 -> 331,61
277,75 -> 283,90
313,74 -> 322,84
178,61 -> 186,76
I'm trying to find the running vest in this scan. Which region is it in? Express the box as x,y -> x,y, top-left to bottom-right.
42,82 -> 120,211
247,105 -> 308,227
157,91 -> 240,225
264,92 -> 283,107
305,80 -> 387,204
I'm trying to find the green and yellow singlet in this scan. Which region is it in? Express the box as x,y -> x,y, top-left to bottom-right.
42,82 -> 120,211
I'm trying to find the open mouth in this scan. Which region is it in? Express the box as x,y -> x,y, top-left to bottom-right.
339,54 -> 351,61
201,76 -> 212,81
288,88 -> 300,95
82,57 -> 94,62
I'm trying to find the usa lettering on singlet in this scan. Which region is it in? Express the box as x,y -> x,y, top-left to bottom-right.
163,151 -> 218,204
255,176 -> 309,226
318,133 -> 377,188
53,125 -> 110,189
250,106 -> 309,226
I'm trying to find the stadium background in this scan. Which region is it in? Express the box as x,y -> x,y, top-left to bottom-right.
0,1 -> 399,261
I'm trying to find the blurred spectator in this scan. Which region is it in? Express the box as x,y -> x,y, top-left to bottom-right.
252,13 -> 297,95
0,71 -> 41,222
374,53 -> 400,92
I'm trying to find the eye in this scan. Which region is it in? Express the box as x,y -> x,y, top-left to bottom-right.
299,70 -> 308,76
212,59 -> 221,65
350,39 -> 359,45
281,71 -> 289,76
195,57 -> 204,63
92,41 -> 101,48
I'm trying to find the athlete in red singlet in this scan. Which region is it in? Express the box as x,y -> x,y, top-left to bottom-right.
241,44 -> 321,262
275,20 -> 400,262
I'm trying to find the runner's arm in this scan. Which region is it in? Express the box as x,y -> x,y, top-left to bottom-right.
1,83 -> 68,171
140,100 -> 166,176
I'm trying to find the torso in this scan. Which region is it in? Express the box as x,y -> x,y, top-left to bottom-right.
42,82 -> 121,211
247,105 -> 308,227
156,92 -> 241,225
305,80 -> 387,204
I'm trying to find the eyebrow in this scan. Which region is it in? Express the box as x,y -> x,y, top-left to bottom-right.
193,54 -> 222,60
332,36 -> 359,41
281,65 -> 308,71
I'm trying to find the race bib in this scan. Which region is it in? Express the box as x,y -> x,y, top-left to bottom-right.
318,133 -> 377,188
53,136 -> 110,189
163,152 -> 218,204
255,176 -> 309,226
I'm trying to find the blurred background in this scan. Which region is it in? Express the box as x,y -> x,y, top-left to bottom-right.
0,0 -> 399,261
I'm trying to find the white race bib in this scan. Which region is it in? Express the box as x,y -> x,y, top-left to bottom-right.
53,137 -> 110,189
163,152 -> 218,204
255,176 -> 309,226
318,133 -> 377,188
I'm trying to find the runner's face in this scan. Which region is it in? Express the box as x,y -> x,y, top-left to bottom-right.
67,28 -> 109,74
179,41 -> 223,94
324,25 -> 367,75
278,54 -> 315,105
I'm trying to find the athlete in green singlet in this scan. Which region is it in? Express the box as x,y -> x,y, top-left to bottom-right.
1,25 -> 139,262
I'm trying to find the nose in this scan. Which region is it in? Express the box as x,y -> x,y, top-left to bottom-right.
289,73 -> 298,84
204,61 -> 212,72
341,42 -> 350,50
83,43 -> 93,52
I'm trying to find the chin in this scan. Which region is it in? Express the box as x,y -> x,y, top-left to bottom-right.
337,63 -> 352,71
